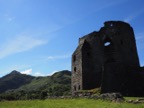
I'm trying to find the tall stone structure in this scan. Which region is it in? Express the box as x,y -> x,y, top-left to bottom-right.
72,21 -> 144,96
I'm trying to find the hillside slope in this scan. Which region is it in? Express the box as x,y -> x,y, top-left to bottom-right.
23,70 -> 70,89
0,70 -> 35,93
0,70 -> 71,100
16,70 -> 71,96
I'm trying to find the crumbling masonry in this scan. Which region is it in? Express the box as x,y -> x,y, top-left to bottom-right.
72,21 -> 144,96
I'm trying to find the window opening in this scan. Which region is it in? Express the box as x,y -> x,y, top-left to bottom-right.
104,42 -> 111,46
110,23 -> 113,27
74,85 -> 76,91
74,67 -> 76,72
78,85 -> 81,90
73,55 -> 76,62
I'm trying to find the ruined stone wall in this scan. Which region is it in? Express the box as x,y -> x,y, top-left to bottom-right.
101,63 -> 126,93
81,32 -> 103,90
99,21 -> 141,95
72,21 -> 143,96
72,49 -> 83,95
100,21 -> 140,67
72,32 -> 103,94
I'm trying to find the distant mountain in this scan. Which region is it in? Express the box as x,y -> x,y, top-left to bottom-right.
0,70 -> 71,100
18,70 -> 71,92
0,70 -> 35,93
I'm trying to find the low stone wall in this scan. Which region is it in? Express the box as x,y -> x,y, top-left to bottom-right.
126,98 -> 144,104
73,92 -> 125,102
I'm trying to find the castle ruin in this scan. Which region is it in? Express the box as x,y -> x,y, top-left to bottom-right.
72,21 -> 144,96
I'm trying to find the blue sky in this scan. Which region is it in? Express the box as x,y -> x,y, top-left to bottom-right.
0,0 -> 144,77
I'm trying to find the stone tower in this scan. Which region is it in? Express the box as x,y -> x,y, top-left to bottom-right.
72,21 -> 144,96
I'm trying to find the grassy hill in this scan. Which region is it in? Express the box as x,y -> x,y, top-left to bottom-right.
0,70 -> 34,93
19,70 -> 71,91
0,70 -> 71,100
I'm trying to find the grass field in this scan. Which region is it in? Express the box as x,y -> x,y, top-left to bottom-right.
0,98 -> 144,108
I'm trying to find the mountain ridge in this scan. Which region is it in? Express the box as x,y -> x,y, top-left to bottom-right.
0,70 -> 71,100
0,70 -> 35,93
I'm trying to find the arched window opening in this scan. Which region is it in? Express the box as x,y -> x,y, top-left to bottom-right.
103,37 -> 115,53
74,85 -> 76,91
74,67 -> 76,72
103,36 -> 112,47
104,42 -> 111,46
73,55 -> 76,62
110,23 -> 113,27
78,85 -> 81,90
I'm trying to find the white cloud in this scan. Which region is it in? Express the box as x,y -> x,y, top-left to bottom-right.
21,69 -> 45,76
136,32 -> 144,40
34,72 -> 45,76
8,17 -> 15,22
124,10 -> 144,22
135,32 -> 144,50
124,16 -> 134,23
47,70 -> 58,76
21,69 -> 32,75
0,36 -> 47,59
46,54 -> 71,61
141,62 -> 144,67
96,0 -> 125,12
0,64 -> 32,76
4,14 -> 15,22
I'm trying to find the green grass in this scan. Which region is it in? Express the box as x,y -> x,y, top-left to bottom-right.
0,98 -> 144,108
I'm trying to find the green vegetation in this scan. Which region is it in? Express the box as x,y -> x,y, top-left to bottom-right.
0,70 -> 71,100
0,70 -> 34,93
0,98 -> 144,108
78,88 -> 101,94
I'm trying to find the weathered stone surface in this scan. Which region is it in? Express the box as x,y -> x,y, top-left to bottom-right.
72,21 -> 144,96
99,93 -> 124,102
126,98 -> 144,104
72,92 -> 125,102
